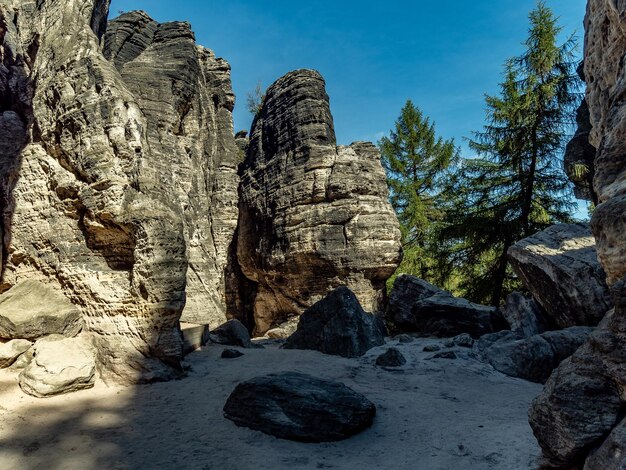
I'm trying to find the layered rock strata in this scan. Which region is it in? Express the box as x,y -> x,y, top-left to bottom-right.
234,69 -> 402,334
530,1 -> 626,467
0,1 -> 238,383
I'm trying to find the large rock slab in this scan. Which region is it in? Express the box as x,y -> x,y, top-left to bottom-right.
508,223 -> 612,328
0,339 -> 32,368
223,371 -> 376,442
0,3 -> 238,382
233,69 -> 402,335
387,275 -> 507,338
19,336 -> 96,397
0,280 -> 81,340
283,286 -> 385,358
476,327 -> 593,383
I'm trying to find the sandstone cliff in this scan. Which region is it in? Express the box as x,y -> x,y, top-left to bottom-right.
529,1 -> 626,467
0,1 -> 238,383
233,70 -> 402,334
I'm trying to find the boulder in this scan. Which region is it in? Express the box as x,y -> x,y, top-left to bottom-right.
500,292 -> 547,337
0,280 -> 82,340
375,348 -> 406,367
387,275 -> 508,338
223,372 -> 376,442
19,336 -> 96,397
233,69 -> 402,335
283,287 -> 385,358
529,349 -> 623,468
209,320 -> 260,349
0,339 -> 32,368
508,223 -> 612,328
476,327 -> 593,384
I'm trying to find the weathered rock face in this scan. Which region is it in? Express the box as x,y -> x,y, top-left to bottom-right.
103,12 -> 239,327
223,371 -> 376,442
0,2 -> 238,383
508,223 -> 612,328
387,275 -> 508,338
530,2 -> 626,465
233,69 -> 402,334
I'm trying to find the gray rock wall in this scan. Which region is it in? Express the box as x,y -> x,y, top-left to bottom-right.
0,1 -> 238,383
530,1 -> 626,467
234,70 -> 402,334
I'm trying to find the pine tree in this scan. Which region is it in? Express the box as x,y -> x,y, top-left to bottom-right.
437,1 -> 580,306
379,100 -> 458,284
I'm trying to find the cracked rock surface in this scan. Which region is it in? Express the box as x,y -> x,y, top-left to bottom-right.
234,69 -> 402,334
0,2 -> 238,383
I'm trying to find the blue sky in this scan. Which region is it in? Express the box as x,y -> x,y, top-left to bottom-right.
110,0 -> 588,211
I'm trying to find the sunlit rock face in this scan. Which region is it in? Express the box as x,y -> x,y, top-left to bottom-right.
234,70 -> 402,335
0,1 -> 238,383
530,1 -> 626,467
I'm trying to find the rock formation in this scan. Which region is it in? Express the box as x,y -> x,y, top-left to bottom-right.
387,275 -> 508,338
529,1 -> 626,467
508,223 -> 612,328
233,69 -> 402,334
0,1 -> 238,383
564,63 -> 598,203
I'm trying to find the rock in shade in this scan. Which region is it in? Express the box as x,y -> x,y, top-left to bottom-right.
476,327 -> 593,384
209,320 -> 260,349
584,416 -> 626,470
223,372 -> 376,442
0,281 -> 82,341
375,348 -> 407,367
508,223 -> 612,328
233,69 -> 402,335
19,336 -> 96,397
500,292 -> 548,338
387,275 -> 508,338
0,339 -> 32,368
529,348 -> 623,468
423,344 -> 441,353
221,349 -> 244,359
283,287 -> 385,358
530,3 -> 626,467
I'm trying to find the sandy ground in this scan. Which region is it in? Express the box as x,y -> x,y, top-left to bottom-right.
0,337 -> 542,470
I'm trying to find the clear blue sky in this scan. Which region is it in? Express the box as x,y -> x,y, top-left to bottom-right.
109,0 -> 588,212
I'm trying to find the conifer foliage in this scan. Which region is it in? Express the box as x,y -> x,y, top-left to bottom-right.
437,1 -> 579,306
380,100 -> 458,285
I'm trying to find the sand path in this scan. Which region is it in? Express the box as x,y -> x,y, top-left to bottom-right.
0,337 -> 541,470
